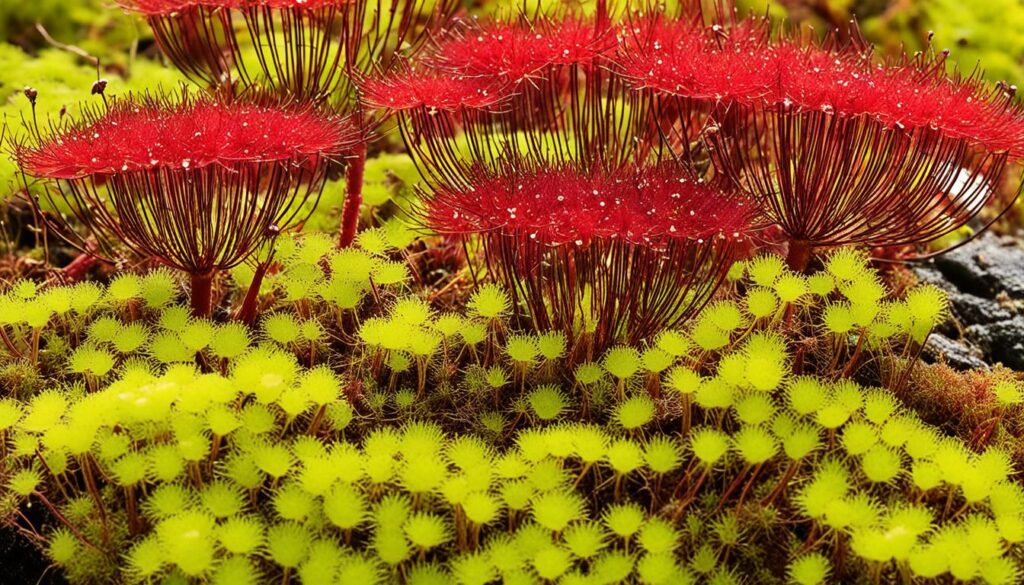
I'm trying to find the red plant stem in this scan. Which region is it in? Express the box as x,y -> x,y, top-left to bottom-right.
455,508 -> 467,551
236,261 -> 270,325
190,270 -> 215,317
60,249 -> 98,283
0,327 -> 21,358
671,466 -> 709,521
786,240 -> 814,272
208,434 -> 222,467
338,141 -> 367,248
793,344 -> 806,375
79,455 -> 109,545
716,464 -> 750,512
307,405 -> 327,436
762,460 -> 800,506
32,491 -> 99,552
680,394 -> 692,437
735,462 -> 764,510
645,373 -> 661,400
841,327 -> 867,378
29,329 -> 41,367
893,334 -> 929,396
125,486 -> 141,535
595,0 -> 608,31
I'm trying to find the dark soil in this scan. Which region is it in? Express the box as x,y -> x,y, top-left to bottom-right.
0,523 -> 65,585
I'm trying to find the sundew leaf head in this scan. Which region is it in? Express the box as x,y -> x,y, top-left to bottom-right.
602,346 -> 642,380
140,268 -> 178,308
743,287 -> 778,320
782,424 -> 821,461
788,552 -> 831,585
665,366 -> 702,395
537,331 -> 567,360
614,395 -> 655,430
527,385 -> 568,421
703,301 -> 745,332
606,438 -> 645,475
732,392 -> 775,426
643,436 -> 681,474
563,521 -> 608,559
690,429 -> 730,466
575,362 -> 605,385
468,283 -> 511,319
211,556 -> 262,585
694,376 -> 734,410
155,511 -> 217,576
531,491 -> 586,532
265,522 -> 312,568
463,491 -> 502,526
732,425 -> 778,465
655,329 -> 691,357
404,512 -> 452,551
746,255 -> 785,288
641,346 -> 673,373
505,334 -> 540,365
603,502 -> 645,538
774,273 -> 808,303
825,248 -> 870,282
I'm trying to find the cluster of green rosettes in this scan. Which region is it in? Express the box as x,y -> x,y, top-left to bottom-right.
1,235 -> 1022,584
2,350 -> 1022,584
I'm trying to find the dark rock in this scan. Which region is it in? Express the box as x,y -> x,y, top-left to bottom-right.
949,292 -> 1014,325
933,249 -> 992,298
922,333 -> 989,370
967,317 -> 1024,371
912,233 -> 1024,371
913,264 -> 959,293
913,264 -> 1012,336
933,234 -> 1024,300
985,318 -> 1024,371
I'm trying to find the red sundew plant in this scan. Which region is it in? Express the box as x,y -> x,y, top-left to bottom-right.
370,10 -> 734,350
358,63 -> 514,187
618,15 -> 1024,269
119,0 -> 456,250
614,14 -> 771,164
16,92 -> 359,316
616,13 -> 770,104
120,0 -> 453,101
423,16 -> 618,83
358,66 -> 510,113
362,15 -> 648,189
374,69 -> 648,189
420,162 -> 753,351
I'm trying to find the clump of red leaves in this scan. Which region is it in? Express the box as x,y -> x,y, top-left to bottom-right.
618,14 -> 1024,269
358,16 -> 614,119
902,361 -> 1024,458
366,9 -> 751,348
120,0 -> 454,101
124,0 -> 359,14
358,66 -> 508,112
17,92 -> 360,316
359,13 -> 620,118
18,96 -> 353,178
423,163 -> 750,245
616,15 -> 771,103
360,13 -> 644,187
621,16 -> 1024,152
363,2 -> 1024,349
122,0 -> 457,250
424,16 -> 617,83
422,162 -> 752,350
